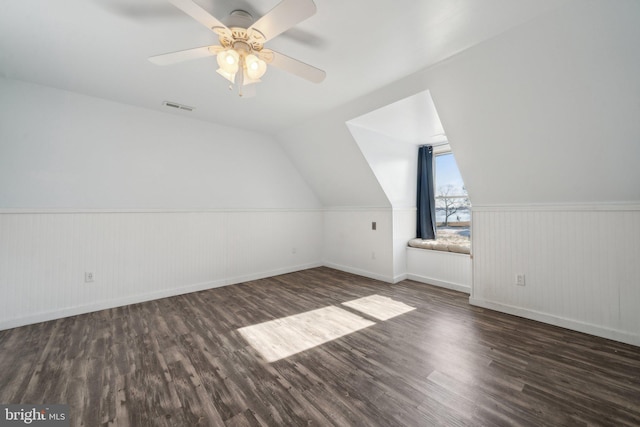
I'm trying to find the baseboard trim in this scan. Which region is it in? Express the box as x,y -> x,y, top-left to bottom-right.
0,262 -> 322,331
407,274 -> 471,294
225,262 -> 323,288
469,297 -> 640,347
323,262 -> 394,283
393,273 -> 408,284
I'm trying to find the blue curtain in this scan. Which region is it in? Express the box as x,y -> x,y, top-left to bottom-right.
417,145 -> 436,239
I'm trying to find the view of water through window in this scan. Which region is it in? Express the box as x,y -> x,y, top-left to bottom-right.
435,153 -> 470,246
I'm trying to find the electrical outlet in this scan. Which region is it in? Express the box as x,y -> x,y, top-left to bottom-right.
515,274 -> 526,286
371,251 -> 376,260
85,272 -> 95,283
291,247 -> 297,254
371,222 -> 377,230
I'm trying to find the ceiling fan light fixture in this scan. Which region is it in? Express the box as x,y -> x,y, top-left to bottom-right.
217,49 -> 240,74
245,54 -> 267,80
216,67 -> 237,84
241,69 -> 261,86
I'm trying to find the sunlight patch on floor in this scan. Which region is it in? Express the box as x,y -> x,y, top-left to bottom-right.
238,306 -> 375,362
341,294 -> 416,320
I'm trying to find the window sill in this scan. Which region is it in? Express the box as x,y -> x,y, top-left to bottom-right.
407,238 -> 471,255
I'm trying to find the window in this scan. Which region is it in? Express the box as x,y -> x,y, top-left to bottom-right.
434,152 -> 470,246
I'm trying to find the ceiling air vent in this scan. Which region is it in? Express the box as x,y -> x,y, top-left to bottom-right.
162,101 -> 194,112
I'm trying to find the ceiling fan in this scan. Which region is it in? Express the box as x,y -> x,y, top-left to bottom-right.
149,0 -> 326,96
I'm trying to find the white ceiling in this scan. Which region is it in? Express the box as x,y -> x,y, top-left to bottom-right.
347,90 -> 447,146
0,0 -> 569,134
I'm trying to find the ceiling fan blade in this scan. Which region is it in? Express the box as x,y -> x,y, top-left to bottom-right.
248,0 -> 317,42
149,45 -> 221,65
260,49 -> 325,83
169,0 -> 228,32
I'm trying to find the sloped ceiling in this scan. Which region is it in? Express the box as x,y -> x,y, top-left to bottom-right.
348,90 -> 447,145
0,0 -> 569,134
5,0 -> 637,209
431,0 -> 640,205
346,91 -> 445,208
278,0 -> 640,207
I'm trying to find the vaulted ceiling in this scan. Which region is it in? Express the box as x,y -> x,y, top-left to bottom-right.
0,0 -> 569,134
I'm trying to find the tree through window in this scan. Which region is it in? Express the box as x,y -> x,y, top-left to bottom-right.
435,153 -> 470,246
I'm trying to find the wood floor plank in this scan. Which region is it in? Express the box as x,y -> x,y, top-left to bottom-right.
1,266 -> 639,426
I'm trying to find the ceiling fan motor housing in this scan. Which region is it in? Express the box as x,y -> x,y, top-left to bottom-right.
215,10 -> 265,52
225,10 -> 254,28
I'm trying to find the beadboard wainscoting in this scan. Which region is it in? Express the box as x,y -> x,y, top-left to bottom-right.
323,208 -> 394,282
407,248 -> 472,294
392,208 -> 416,283
471,205 -> 640,346
0,209 -> 323,330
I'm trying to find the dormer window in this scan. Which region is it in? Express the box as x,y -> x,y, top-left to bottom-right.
434,151 -> 470,247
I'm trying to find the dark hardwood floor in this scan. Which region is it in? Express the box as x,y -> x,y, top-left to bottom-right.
1,267 -> 639,426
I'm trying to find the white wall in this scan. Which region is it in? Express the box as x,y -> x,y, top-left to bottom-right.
430,0 -> 640,345
7,0 -> 636,344
276,0 -> 640,345
0,210 -> 322,329
0,78 -> 324,329
347,124 -> 417,209
407,248 -> 472,294
277,0 -> 640,208
392,208 -> 416,282
276,110 -> 390,209
430,0 -> 640,205
277,109 -> 394,283
0,78 -> 320,209
323,209 -> 393,282
344,126 -> 419,282
471,206 -> 640,346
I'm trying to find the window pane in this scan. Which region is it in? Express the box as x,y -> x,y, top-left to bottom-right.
435,153 -> 466,196
435,153 -> 470,245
